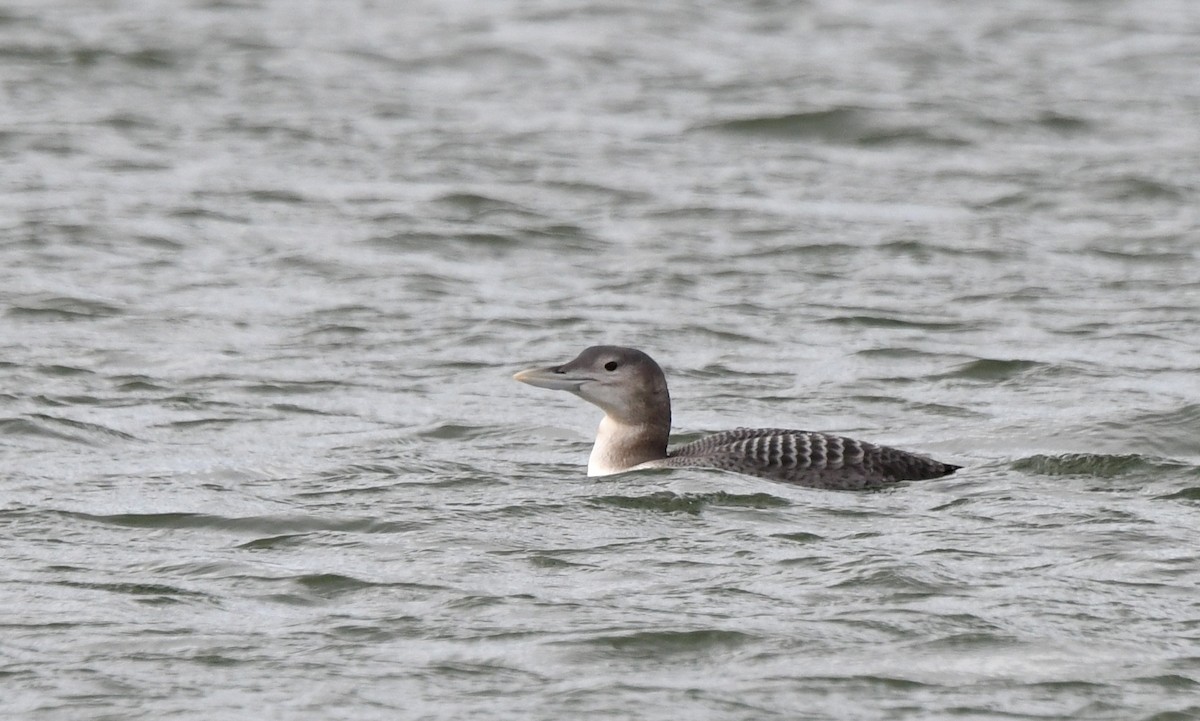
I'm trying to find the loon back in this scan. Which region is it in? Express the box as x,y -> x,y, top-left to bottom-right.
654,427 -> 960,491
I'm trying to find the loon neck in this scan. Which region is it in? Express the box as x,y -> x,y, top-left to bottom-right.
587,414 -> 670,476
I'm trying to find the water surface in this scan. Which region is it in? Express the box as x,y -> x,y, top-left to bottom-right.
3,1 -> 1199,719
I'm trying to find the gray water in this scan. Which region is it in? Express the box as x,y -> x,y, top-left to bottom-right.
3,0 -> 1200,719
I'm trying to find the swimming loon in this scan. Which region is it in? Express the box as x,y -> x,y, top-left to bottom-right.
513,346 -> 959,491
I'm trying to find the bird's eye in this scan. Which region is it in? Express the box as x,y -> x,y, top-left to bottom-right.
604,361 -> 619,372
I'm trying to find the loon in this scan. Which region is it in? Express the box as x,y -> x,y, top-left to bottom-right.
513,346 -> 960,491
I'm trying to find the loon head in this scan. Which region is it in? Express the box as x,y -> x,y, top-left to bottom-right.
514,346 -> 672,475
513,345 -> 670,427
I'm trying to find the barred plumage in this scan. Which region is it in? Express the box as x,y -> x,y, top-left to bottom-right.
656,427 -> 958,490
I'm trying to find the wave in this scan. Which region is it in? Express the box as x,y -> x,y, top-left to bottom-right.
588,491 -> 790,515
696,108 -> 970,147
1010,453 -> 1194,478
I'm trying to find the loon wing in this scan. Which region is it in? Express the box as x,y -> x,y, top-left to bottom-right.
660,427 -> 959,491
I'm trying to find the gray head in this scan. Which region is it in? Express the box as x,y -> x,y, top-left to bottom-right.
513,346 -> 671,428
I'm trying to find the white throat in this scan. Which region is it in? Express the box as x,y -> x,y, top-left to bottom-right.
587,415 -> 624,476
588,414 -> 655,476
